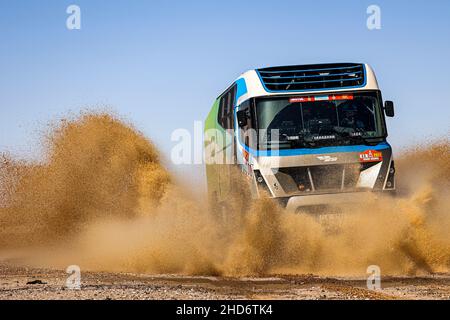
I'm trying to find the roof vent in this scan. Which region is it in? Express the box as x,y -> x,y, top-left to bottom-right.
256,63 -> 365,92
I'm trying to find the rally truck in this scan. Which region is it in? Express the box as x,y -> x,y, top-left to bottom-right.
204,63 -> 395,211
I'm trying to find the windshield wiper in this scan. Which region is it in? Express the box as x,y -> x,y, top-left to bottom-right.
262,134 -> 318,149
335,134 -> 384,146
284,134 -> 322,148
262,133 -> 384,149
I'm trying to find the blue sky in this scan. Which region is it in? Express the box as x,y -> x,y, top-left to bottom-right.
0,0 -> 449,171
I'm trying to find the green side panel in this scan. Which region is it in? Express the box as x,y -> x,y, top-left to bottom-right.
204,99 -> 220,132
204,98 -> 238,206
204,99 -> 221,204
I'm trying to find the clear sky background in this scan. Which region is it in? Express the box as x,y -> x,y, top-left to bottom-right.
0,0 -> 449,183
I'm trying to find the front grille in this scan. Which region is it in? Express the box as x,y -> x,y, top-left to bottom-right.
309,165 -> 345,190
276,163 -> 378,194
257,63 -> 365,92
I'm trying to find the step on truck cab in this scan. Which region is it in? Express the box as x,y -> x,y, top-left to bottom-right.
204,63 -> 396,211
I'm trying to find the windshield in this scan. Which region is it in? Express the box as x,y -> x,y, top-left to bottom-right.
255,91 -> 386,149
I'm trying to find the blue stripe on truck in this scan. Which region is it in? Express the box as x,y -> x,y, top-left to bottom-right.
243,142 -> 391,157
235,78 -> 247,103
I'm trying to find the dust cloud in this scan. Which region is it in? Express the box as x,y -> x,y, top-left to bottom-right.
0,113 -> 449,277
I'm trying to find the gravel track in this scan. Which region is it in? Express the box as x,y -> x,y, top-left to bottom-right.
1,263 -> 449,300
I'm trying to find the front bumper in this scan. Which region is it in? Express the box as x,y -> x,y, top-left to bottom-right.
284,190 -> 394,212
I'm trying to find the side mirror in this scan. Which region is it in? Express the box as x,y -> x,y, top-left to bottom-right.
384,101 -> 395,117
236,109 -> 248,127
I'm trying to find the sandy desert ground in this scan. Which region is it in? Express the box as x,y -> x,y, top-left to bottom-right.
1,263 -> 449,300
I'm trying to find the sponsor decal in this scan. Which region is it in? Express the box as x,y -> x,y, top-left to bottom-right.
243,148 -> 249,163
289,96 -> 315,103
330,94 -> 354,100
313,135 -> 336,140
317,155 -> 338,162
359,149 -> 383,162
289,94 -> 353,103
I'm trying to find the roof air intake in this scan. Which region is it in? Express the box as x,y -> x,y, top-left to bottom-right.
256,63 -> 365,92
